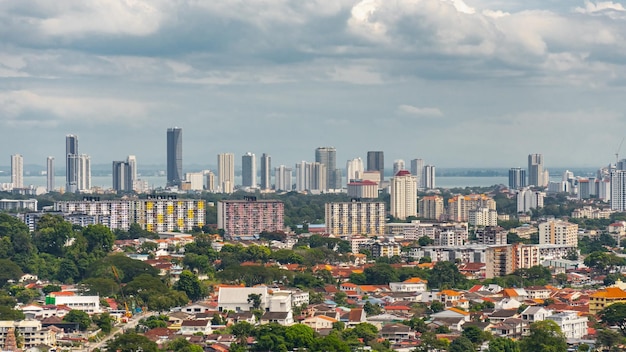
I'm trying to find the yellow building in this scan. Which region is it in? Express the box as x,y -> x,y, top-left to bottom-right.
447,194 -> 496,222
589,287 -> 626,315
419,195 -> 444,221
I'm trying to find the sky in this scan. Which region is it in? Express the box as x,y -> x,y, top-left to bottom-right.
2,0 -> 626,170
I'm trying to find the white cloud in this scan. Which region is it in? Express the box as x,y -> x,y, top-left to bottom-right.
574,1 -> 626,14
397,104 -> 443,117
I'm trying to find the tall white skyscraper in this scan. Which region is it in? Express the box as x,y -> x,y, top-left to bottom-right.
393,160 -> 405,176
218,153 -> 235,194
315,147 -> 340,190
390,170 -> 418,220
410,159 -> 424,190
241,152 -> 257,188
77,154 -> 91,191
127,155 -> 137,187
346,157 -> 364,183
528,154 -> 544,187
11,154 -> 23,189
260,153 -> 271,190
611,170 -> 626,211
423,165 -> 436,190
47,156 -> 55,192
295,161 -> 326,192
275,165 -> 292,191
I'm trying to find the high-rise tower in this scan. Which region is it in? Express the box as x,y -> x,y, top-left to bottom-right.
242,152 -> 257,188
367,151 -> 384,183
315,147 -> 340,190
390,170 -> 418,220
46,156 -> 55,192
66,134 -> 79,192
528,154 -> 544,187
346,157 -> 364,183
218,153 -> 235,194
393,160 -> 405,176
166,127 -> 183,187
410,159 -> 424,190
260,153 -> 271,190
509,167 -> 527,190
10,154 -> 23,189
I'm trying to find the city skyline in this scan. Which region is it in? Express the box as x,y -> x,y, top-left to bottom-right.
1,2 -> 626,168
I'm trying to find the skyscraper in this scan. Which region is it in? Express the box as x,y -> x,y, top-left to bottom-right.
295,161 -> 326,192
367,151 -> 384,183
346,157 -> 364,183
410,159 -> 424,190
46,157 -> 54,192
315,147 -> 340,190
393,159 -> 405,176
241,152 -> 257,188
10,154 -> 23,189
127,155 -> 137,189
275,165 -> 292,191
77,154 -> 91,191
390,170 -> 418,220
166,127 -> 183,187
528,154 -> 544,187
112,156 -> 136,192
218,153 -> 235,194
423,165 -> 436,190
260,153 -> 271,190
611,170 -> 626,211
66,134 -> 79,192
509,167 -> 527,189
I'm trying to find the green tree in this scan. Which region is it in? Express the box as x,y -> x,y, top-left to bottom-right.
450,336 -> 475,352
105,332 -> 158,352
174,270 -> 206,301
596,328 -> 626,351
247,293 -> 263,310
487,337 -> 520,352
63,310 -> 91,331
519,320 -> 567,352
165,337 -> 203,352
462,325 -> 491,346
0,259 -> 23,286
418,236 -> 434,246
33,214 -> 73,256
343,323 -> 378,346
42,284 -> 62,295
414,331 -> 449,352
316,332 -> 351,352
430,301 -> 444,313
0,306 -> 25,320
284,324 -> 315,350
363,263 -> 399,284
92,313 -> 113,334
599,302 -> 626,335
231,321 -> 254,344
429,261 -> 467,289
82,224 -> 115,256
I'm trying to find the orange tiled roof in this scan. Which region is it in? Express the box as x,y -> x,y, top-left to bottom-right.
446,307 -> 469,316
440,290 -> 461,297
590,287 -> 626,299
403,277 -> 427,284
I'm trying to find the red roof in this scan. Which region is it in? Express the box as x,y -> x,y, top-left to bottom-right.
395,170 -> 411,177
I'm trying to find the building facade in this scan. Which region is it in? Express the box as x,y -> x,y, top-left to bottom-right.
538,220 -> 578,246
274,165 -> 292,191
410,158 -> 424,190
10,154 -> 23,189
218,153 -> 235,194
325,201 -> 386,236
46,156 -> 55,192
260,153 -> 271,190
166,127 -> 183,187
217,199 -> 284,237
508,167 -> 526,189
423,165 -> 436,190
528,154 -> 544,187
418,195 -> 444,220
242,152 -> 257,188
315,147 -> 341,190
346,157 -> 364,183
390,170 -> 418,220
66,134 -> 79,192
366,151 -> 384,183
447,194 -> 496,222
347,180 -> 378,199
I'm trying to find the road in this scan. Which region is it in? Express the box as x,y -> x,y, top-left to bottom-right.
88,311 -> 157,351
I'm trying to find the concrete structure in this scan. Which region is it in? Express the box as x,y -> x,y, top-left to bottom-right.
325,201 -> 385,236
205,171 -> 216,192
508,167 -> 526,189
65,134 -> 79,192
611,169 -> 626,211
46,156 -> 55,192
76,154 -> 91,191
54,196 -> 205,232
393,160 -> 405,175
589,287 -> 626,315
370,240 -> 401,258
347,180 -> 378,199
419,195 -> 444,220
274,165 -> 292,191
485,245 -> 514,279
183,172 -> 204,191
346,157 -> 364,183
538,220 -> 578,246
389,278 -> 428,292
166,127 -> 183,187
295,161 -> 326,192
469,207 -> 498,227
0,199 -> 37,211
546,311 -> 588,339
366,151 -> 384,183
315,146 -> 341,190
52,294 -> 101,314
260,153 -> 272,190
390,170 -> 417,220
475,226 -> 507,245
10,154 -> 23,189
516,188 -> 545,213
112,156 -> 136,192
528,153 -> 545,187
241,152 -> 257,188
410,158 -> 424,190
447,194 -> 496,222
218,287 -> 269,312
0,320 -> 56,349
217,199 -> 284,237
423,165 -> 436,190
218,153 -> 235,194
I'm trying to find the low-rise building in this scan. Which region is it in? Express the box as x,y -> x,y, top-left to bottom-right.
546,311 -> 588,339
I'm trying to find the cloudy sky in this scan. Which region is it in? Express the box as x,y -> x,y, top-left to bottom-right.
1,0 -> 626,170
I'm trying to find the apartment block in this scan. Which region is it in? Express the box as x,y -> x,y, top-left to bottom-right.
217,198 -> 284,238
325,201 -> 385,236
447,194 -> 496,222
538,220 -> 578,246
419,195 -> 444,221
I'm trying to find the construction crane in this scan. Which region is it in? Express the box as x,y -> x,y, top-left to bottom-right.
111,266 -> 133,319
616,138 -> 625,165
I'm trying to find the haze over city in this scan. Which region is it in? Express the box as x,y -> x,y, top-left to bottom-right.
2,1 -> 626,167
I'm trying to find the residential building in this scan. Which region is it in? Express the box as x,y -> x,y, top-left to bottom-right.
366,151 -> 384,183
205,170 -> 216,192
508,167 -> 526,189
419,195 -> 444,220
66,134 -> 79,192
0,199 -> 37,211
315,147 -> 341,190
166,127 -> 183,187
46,156 -> 55,192
389,278 -> 428,292
77,154 -> 91,191
183,172 -> 204,191
260,153 -> 271,190
528,153 -> 545,187
589,287 -> 626,314
468,207 -> 498,227
485,245 -> 514,279
611,169 -> 626,211
295,161 -> 326,192
11,154 -> 23,189
112,156 -> 136,192
546,311 -> 588,339
517,188 -> 545,213
274,165 -> 292,191
410,158 -> 424,190
393,160 -> 405,175
218,153 -> 235,194
325,201 -> 385,236
447,194 -> 496,222
520,306 -> 553,324
390,170 -> 418,220
346,157 -> 364,183
217,199 -> 284,238
513,243 -> 540,270
370,240 -> 401,258
241,152 -> 257,188
475,226 -> 507,245
538,220 -> 578,246
0,320 -> 56,349
423,165 -> 436,189
218,287 -> 269,312
572,206 -> 613,219
347,180 -> 378,199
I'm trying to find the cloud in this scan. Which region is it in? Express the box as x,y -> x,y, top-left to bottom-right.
574,1 -> 626,14
396,104 -> 444,117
